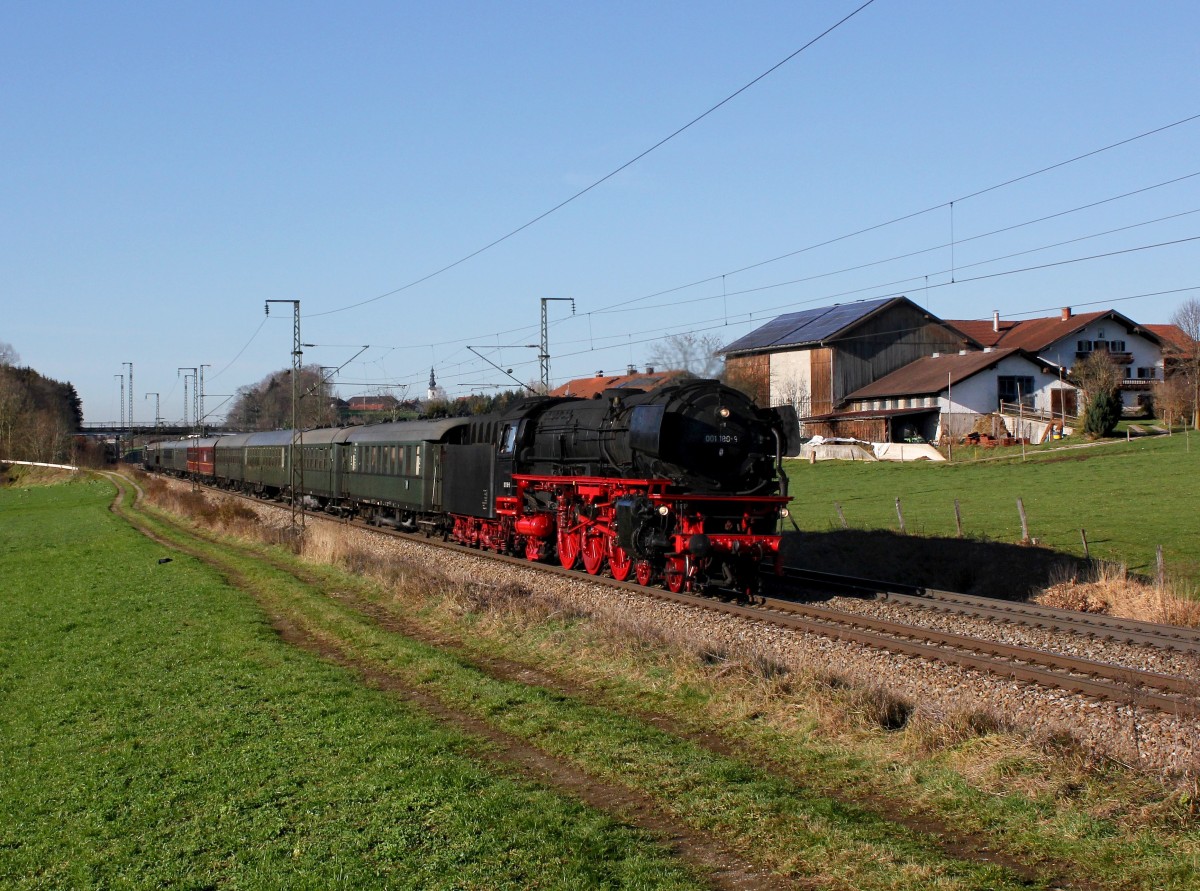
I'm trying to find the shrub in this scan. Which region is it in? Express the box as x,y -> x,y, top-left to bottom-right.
1082,389 -> 1122,438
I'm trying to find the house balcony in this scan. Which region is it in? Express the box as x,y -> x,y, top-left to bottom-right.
1076,351 -> 1133,364
1120,378 -> 1159,391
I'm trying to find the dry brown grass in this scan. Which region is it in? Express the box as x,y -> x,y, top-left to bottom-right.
1037,561 -> 1200,627
914,705 -> 1017,751
139,474 -> 1200,798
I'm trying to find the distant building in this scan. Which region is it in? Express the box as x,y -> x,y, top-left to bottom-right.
427,367 -> 447,402
549,367 -> 686,399
346,395 -> 398,413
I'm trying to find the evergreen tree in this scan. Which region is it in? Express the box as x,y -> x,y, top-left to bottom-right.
1082,389 -> 1121,438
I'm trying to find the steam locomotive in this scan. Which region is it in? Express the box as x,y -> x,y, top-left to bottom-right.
145,379 -> 798,596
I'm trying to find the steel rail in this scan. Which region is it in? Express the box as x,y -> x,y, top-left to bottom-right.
780,565 -> 1200,655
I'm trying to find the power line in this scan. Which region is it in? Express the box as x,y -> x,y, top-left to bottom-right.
211,109 -> 1200,397
319,164 -> 1200,374
589,113 -> 1200,315
309,0 -> 879,319
314,222 -> 1200,395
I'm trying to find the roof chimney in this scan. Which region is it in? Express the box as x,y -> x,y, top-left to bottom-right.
596,370 -> 605,377
626,364 -> 636,375
645,365 -> 655,374
992,310 -> 1000,333
1061,307 -> 1072,321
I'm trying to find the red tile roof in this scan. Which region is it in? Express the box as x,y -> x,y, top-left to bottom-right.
1146,324 -> 1194,353
943,319 -> 1019,348
943,312 -> 1110,353
549,370 -> 685,399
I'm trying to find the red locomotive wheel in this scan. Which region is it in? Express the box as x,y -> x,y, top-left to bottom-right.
557,529 -> 582,570
581,535 -> 605,575
664,557 -> 687,593
634,560 -> 654,586
609,546 -> 633,581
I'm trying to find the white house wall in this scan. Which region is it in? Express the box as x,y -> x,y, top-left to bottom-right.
1036,319 -> 1163,407
768,350 -> 813,410
939,353 -> 1062,414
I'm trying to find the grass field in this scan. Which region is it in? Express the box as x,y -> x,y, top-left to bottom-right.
0,477 -> 704,889
783,432 -> 1200,588
4,471 -> 1200,889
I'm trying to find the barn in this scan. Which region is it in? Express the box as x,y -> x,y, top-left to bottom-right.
721,297 -> 974,414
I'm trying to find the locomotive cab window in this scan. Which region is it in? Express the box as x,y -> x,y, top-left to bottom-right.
499,423 -> 518,455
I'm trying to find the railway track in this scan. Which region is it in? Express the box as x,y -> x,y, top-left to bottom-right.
144,473 -> 1200,719
778,565 -> 1200,656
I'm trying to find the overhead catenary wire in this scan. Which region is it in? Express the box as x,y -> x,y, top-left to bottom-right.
589,112 -> 1200,316
207,112 -> 1200,401
343,162 -> 1200,379
265,218 -> 1200,398
307,0 -> 879,319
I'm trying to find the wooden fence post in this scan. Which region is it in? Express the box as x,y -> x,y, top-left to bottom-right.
834,502 -> 848,529
1157,545 -> 1165,591
1017,498 -> 1030,544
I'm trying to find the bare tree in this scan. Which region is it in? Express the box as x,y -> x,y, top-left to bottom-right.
0,342 -> 17,366
1170,298 -> 1200,429
0,364 -> 80,461
1073,352 -> 1125,438
1072,351 -> 1123,402
1159,374 -> 1192,429
646,332 -> 724,378
226,365 -> 337,431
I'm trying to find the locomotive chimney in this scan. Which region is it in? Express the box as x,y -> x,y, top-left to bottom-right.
1061,306 -> 1072,321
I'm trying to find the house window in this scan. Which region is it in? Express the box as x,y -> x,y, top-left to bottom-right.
997,376 -> 1035,409
1077,340 -> 1092,352
1137,367 -> 1156,380
1108,340 -> 1126,352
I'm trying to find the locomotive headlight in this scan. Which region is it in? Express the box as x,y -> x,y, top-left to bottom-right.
779,508 -> 790,518
718,407 -> 731,418
658,505 -> 670,516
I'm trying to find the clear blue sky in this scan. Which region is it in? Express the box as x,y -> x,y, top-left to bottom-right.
4,1 -> 1198,425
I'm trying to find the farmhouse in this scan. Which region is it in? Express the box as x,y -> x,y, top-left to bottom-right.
722,297 -> 974,415
945,307 -> 1165,412
804,348 -> 1069,443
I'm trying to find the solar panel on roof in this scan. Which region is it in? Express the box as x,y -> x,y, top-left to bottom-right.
723,298 -> 893,353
